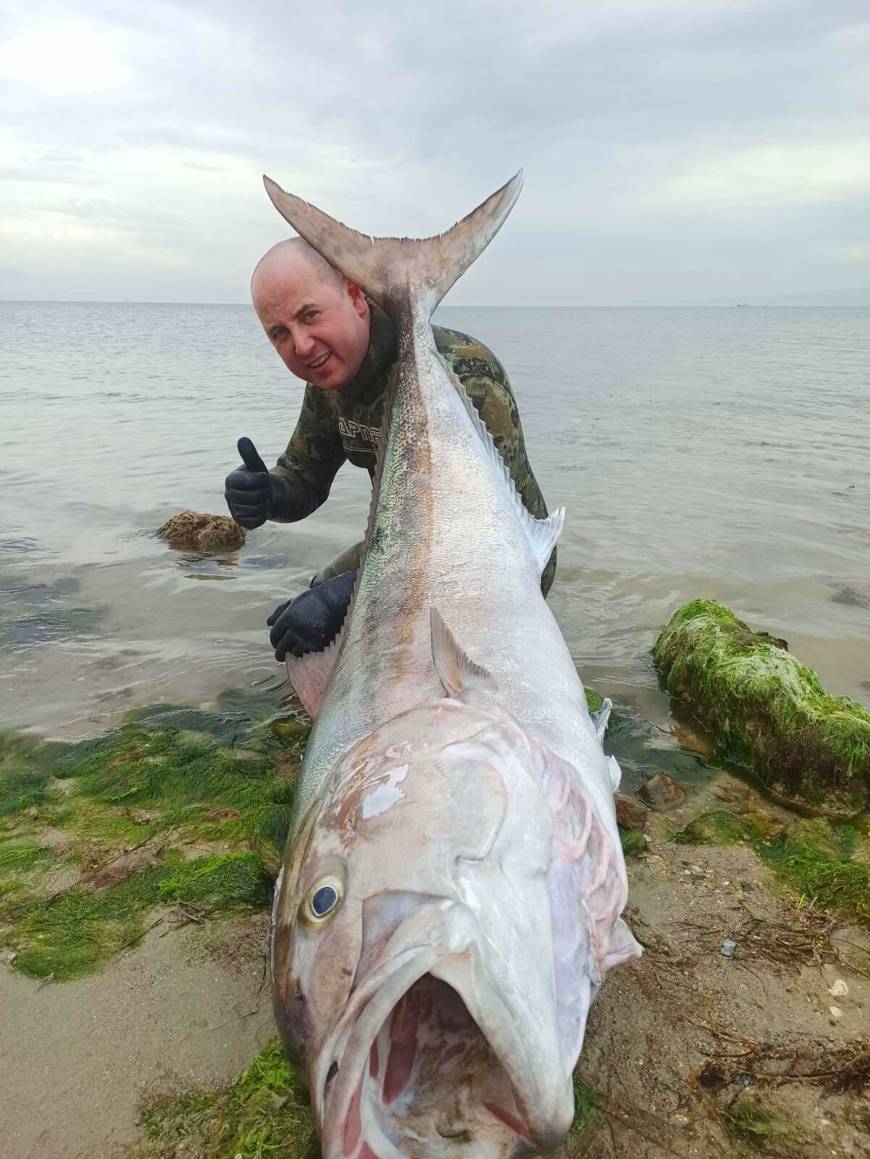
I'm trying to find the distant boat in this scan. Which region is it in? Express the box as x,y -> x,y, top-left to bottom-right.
735,302 -> 751,307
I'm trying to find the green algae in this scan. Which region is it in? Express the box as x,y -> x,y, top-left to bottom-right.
584,687 -> 623,735
675,809 -> 761,847
585,689 -> 605,714
0,703 -> 307,980
676,810 -> 870,926
0,840 -> 55,924
619,827 -> 646,856
653,599 -> 870,813
131,1037 -> 317,1159
8,864 -> 170,980
0,730 -> 67,815
761,818 -> 870,925
725,1093 -> 810,1149
131,1041 -> 602,1159
158,852 -> 271,912
3,850 -> 273,981
5,711 -> 303,864
0,841 -> 53,873
84,726 -> 297,854
565,1075 -> 603,1146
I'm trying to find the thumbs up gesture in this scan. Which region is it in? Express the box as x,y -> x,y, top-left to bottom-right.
225,437 -> 276,529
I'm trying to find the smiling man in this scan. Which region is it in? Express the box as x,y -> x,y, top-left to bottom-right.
225,237 -> 554,661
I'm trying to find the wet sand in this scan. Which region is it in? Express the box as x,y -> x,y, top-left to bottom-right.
3,766 -> 866,1157
573,773 -> 869,1157
0,917 -> 274,1158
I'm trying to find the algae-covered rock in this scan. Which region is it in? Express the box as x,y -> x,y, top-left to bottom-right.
653,599 -> 870,814
157,511 -> 245,550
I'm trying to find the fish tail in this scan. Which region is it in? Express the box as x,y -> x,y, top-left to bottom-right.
262,171 -> 523,317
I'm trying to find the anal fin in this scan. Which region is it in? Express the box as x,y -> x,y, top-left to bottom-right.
285,635 -> 341,718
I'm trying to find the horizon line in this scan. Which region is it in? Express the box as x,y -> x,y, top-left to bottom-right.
2,298 -> 869,309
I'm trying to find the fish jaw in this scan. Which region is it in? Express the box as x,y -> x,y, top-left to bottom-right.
314,898 -> 575,1158
271,699 -> 633,1155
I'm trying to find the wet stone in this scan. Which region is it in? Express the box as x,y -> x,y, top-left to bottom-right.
638,772 -> 686,812
831,585 -> 870,609
615,793 -> 648,831
157,511 -> 245,551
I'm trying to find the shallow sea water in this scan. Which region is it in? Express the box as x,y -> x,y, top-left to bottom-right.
1,302 -> 868,755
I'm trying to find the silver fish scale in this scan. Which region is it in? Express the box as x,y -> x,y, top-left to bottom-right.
291,307 -> 610,835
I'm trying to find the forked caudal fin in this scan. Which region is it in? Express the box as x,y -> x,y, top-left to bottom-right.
262,171 -> 523,317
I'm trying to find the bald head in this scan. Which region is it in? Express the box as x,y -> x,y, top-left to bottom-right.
251,237 -> 371,391
252,237 -> 344,303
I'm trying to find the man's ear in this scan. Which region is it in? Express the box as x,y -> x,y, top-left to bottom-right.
346,281 -> 369,320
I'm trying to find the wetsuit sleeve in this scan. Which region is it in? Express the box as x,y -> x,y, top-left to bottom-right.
439,332 -> 557,595
270,385 -> 347,522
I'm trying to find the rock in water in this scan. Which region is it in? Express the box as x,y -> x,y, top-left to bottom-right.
157,511 -> 245,550
615,793 -> 650,830
653,599 -> 869,814
637,773 -> 686,812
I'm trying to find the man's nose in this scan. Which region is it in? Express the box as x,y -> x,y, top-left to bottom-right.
292,327 -> 316,357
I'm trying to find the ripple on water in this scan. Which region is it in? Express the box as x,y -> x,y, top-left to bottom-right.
1,302 -> 869,731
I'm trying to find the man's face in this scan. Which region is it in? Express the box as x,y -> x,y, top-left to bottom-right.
253,256 -> 371,391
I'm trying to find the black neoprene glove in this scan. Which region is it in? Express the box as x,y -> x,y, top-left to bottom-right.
225,437 -> 287,529
267,569 -> 357,660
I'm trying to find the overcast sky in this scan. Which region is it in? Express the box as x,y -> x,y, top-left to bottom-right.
2,0 -> 868,304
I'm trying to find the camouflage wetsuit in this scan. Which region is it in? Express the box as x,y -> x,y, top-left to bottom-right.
269,303 -> 556,594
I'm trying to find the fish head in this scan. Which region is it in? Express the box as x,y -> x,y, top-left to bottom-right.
272,699 -> 636,1157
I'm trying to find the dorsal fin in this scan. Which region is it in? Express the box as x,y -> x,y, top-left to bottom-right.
430,608 -> 495,700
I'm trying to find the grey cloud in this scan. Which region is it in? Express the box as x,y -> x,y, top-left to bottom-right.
2,0 -> 868,301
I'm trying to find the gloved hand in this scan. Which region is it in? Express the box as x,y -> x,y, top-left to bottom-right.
267,569 -> 357,660
225,437 -> 283,529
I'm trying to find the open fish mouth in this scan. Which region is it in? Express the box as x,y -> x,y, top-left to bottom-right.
320,966 -> 539,1158
315,913 -> 571,1159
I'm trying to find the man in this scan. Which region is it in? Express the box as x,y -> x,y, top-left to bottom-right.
225,238 -> 555,661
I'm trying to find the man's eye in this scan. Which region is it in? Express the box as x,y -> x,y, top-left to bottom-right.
302,311 -> 319,323
272,329 -> 287,342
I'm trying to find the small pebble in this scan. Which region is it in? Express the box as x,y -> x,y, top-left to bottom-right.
827,979 -> 849,1000
829,1005 -> 843,1022
720,938 -> 737,959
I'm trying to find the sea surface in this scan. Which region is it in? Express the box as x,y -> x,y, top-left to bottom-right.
2,302 -> 868,765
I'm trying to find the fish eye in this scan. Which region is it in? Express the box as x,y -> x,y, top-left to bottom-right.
302,877 -> 343,926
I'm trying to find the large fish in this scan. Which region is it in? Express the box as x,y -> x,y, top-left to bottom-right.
265,172 -> 641,1158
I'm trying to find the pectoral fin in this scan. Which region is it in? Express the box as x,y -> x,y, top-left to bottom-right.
430,608 -> 495,700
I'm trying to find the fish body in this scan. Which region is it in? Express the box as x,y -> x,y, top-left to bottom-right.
266,174 -> 640,1158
